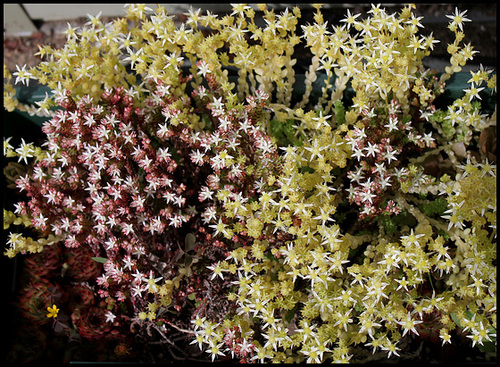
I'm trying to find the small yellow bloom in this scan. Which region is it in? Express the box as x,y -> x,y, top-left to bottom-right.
47,304 -> 59,318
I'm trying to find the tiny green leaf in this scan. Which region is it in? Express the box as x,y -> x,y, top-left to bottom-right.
185,233 -> 197,252
91,257 -> 108,264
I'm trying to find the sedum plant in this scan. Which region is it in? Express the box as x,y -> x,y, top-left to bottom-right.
3,3 -> 496,363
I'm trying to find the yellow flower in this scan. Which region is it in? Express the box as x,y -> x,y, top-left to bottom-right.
47,304 -> 59,318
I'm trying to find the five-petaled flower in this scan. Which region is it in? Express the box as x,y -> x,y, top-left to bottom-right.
47,304 -> 59,318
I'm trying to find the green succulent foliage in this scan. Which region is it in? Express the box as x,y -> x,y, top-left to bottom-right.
430,109 -> 456,139
379,210 -> 417,235
380,215 -> 398,235
419,198 -> 448,217
333,100 -> 346,126
270,118 -> 302,147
